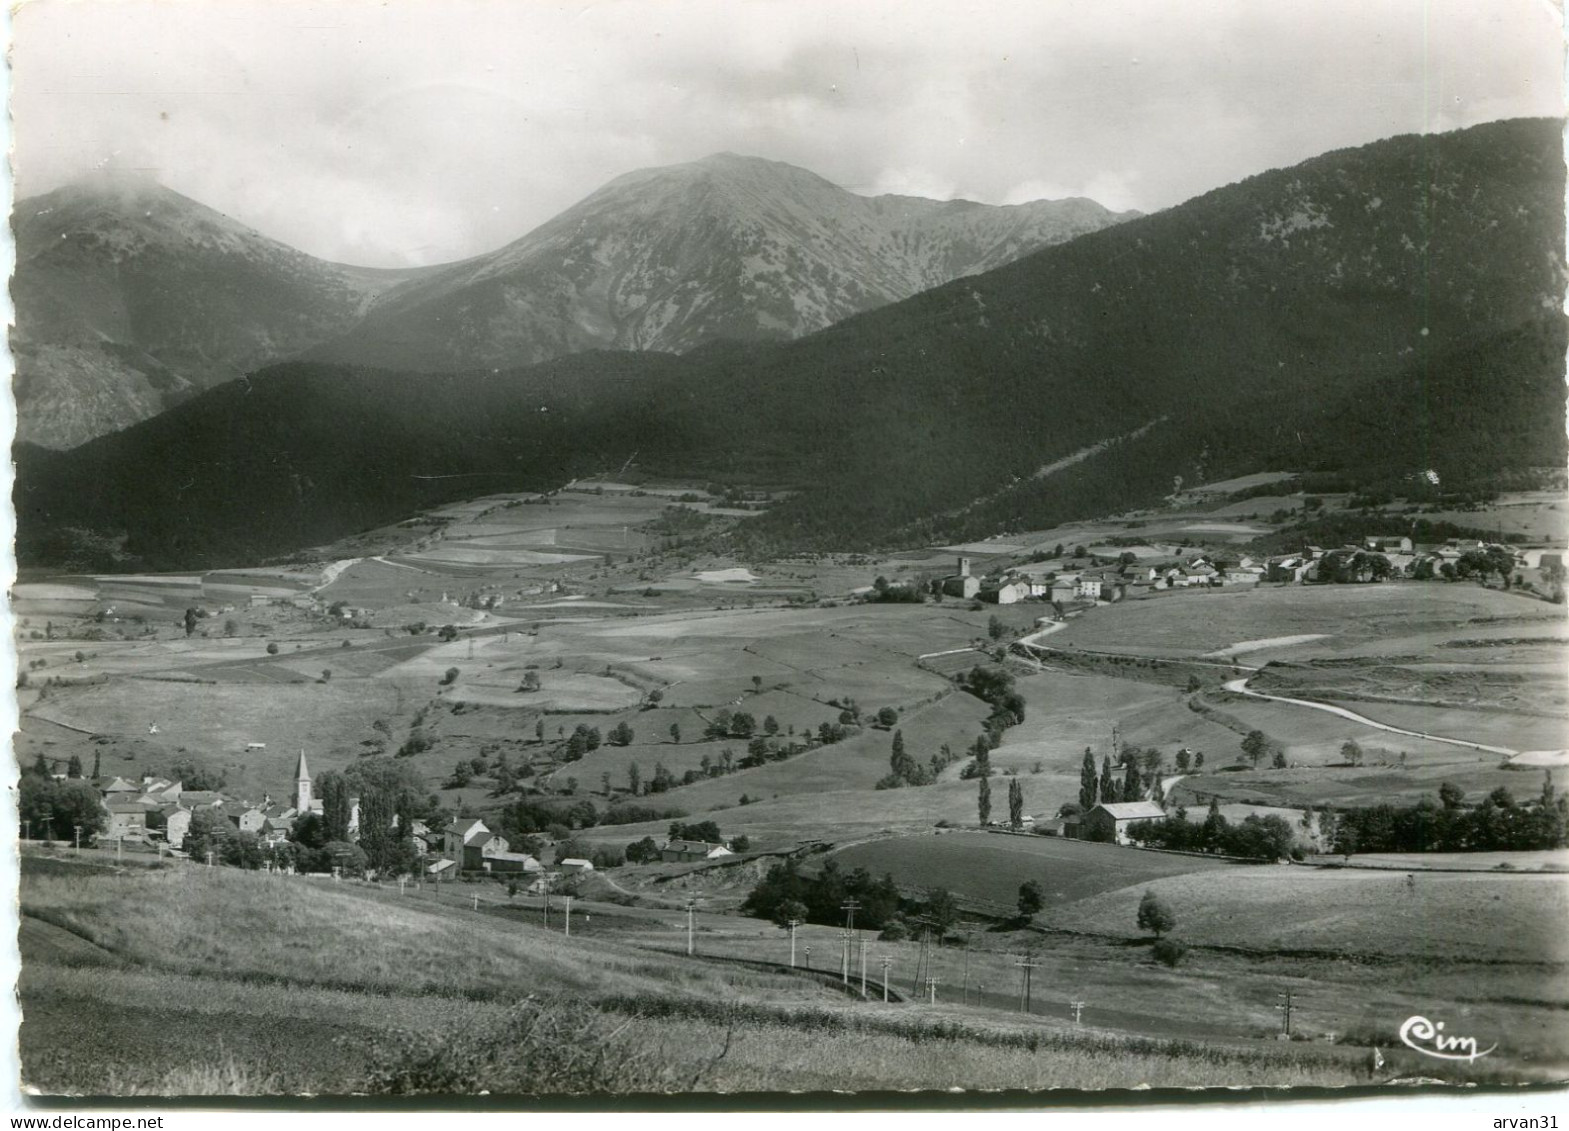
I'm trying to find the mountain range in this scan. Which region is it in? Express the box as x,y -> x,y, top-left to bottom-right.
13,157 -> 1135,449
16,118 -> 1566,571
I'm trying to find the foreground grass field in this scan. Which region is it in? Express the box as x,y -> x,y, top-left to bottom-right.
22,854 -> 1449,1095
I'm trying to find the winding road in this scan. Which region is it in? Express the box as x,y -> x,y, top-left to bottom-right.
1220,677 -> 1519,757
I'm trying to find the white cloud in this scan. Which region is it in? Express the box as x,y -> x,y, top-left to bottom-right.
12,0 -> 1563,265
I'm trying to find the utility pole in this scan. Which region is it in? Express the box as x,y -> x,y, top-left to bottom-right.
962,931 -> 971,1005
1070,1001 -> 1086,1025
840,899 -> 860,986
880,955 -> 892,1002
1276,990 -> 1298,1037
73,825 -> 82,855
116,837 -> 122,863
925,976 -> 938,1005
398,877 -> 407,896
207,849 -> 214,868
686,897 -> 698,956
1015,954 -> 1042,1014
860,931 -> 868,997
804,944 -> 811,969
788,918 -> 800,967
563,894 -> 573,937
473,893 -> 479,912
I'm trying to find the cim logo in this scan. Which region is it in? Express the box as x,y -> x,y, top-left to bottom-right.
1398,1015 -> 1497,1062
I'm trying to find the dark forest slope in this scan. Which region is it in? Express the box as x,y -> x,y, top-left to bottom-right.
17,119 -> 1565,570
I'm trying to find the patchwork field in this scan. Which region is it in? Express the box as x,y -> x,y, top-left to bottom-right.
825,831 -> 1233,912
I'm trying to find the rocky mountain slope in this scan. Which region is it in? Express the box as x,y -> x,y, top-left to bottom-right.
11,176 -> 431,449
17,118 -> 1564,570
310,153 -> 1136,372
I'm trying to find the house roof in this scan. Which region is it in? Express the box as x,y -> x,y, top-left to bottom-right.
559,857 -> 594,868
664,839 -> 726,854
446,817 -> 490,842
1092,801 -> 1167,821
102,777 -> 139,793
105,802 -> 149,815
294,748 -> 310,782
178,791 -> 224,806
486,852 -> 540,868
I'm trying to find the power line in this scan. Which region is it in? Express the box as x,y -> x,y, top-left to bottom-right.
1014,954 -> 1042,1014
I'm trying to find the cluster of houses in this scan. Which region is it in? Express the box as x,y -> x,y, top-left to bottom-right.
95,750 -> 364,853
924,534 -> 1555,614
90,750 -> 738,881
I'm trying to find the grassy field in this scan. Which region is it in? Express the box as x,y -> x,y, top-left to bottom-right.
1051,583 -> 1561,660
824,831 -> 1232,912
21,854 -> 1421,1095
1042,864 -> 1569,963
1174,761 -> 1553,810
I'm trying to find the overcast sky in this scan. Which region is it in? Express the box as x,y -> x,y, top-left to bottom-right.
12,0 -> 1565,267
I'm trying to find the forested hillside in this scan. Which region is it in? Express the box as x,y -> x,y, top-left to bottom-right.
17,119 -> 1565,570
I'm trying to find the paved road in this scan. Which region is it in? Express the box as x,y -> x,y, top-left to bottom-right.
1221,678 -> 1518,756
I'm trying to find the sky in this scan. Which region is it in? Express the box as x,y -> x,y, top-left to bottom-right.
11,0 -> 1566,267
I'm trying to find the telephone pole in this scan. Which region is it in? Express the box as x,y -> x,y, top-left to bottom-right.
925,976 -> 938,1005
839,899 -> 860,986
563,894 -> 573,937
804,944 -> 812,969
880,955 -> 892,1002
1276,990 -> 1299,1037
859,931 -> 868,997
1070,1000 -> 1086,1025
1015,954 -> 1042,1014
686,896 -> 698,956
787,918 -> 800,967
73,825 -> 82,855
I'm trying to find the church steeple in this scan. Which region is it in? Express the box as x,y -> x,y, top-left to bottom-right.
293,748 -> 312,813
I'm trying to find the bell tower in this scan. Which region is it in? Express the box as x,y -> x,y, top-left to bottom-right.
293,748 -> 312,813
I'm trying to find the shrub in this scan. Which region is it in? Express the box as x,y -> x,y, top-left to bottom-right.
359,995 -> 696,1094
1151,938 -> 1188,967
266,643 -> 279,655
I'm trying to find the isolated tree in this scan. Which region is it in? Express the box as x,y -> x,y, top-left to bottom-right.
1017,880 -> 1045,919
609,721 -> 635,747
438,624 -> 459,642
1241,730 -> 1271,766
669,722 -> 681,744
1007,776 -> 1025,828
627,762 -> 641,795
66,755 -> 83,779
1079,747 -> 1099,810
91,749 -> 101,781
771,898 -> 810,930
318,771 -> 353,841
978,776 -> 992,825
266,642 -> 280,655
924,888 -> 959,939
763,715 -> 779,736
1175,747 -> 1191,772
876,706 -> 899,728
987,615 -> 1007,641
730,712 -> 756,739
1341,740 -> 1365,767
1136,889 -> 1177,938
1100,755 -> 1120,805
441,667 -> 460,686
1123,760 -> 1143,802
183,608 -> 198,637
1272,748 -> 1288,769
521,670 -> 541,692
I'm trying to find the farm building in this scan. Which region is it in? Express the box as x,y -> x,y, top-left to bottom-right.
981,579 -> 1031,605
1080,801 -> 1168,845
661,840 -> 735,863
444,817 -> 511,869
103,801 -> 150,839
483,852 -> 541,874
161,806 -> 192,849
558,857 -> 595,874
